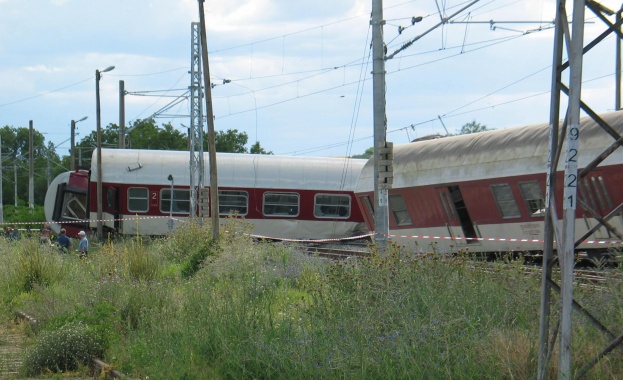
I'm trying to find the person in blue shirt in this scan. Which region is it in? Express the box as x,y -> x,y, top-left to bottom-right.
56,228 -> 72,254
77,230 -> 88,257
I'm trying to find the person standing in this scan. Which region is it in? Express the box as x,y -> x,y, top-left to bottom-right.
77,230 -> 88,257
56,228 -> 72,254
40,223 -> 52,245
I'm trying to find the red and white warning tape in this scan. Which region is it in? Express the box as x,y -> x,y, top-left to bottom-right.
4,217 -> 621,246
387,233 -> 623,246
249,233 -> 374,244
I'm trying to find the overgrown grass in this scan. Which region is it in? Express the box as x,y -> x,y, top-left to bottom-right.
1,223 -> 623,379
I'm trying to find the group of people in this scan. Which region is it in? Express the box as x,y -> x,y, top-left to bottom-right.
3,227 -> 21,240
3,223 -> 89,257
56,228 -> 89,257
36,224 -> 88,257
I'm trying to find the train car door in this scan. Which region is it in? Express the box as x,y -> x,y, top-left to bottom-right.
438,186 -> 479,245
103,186 -> 120,233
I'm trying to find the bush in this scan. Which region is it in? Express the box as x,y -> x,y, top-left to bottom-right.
22,322 -> 103,375
14,238 -> 63,292
125,237 -> 161,281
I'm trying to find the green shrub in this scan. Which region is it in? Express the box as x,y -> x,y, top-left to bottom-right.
14,238 -> 63,292
46,302 -> 120,352
22,322 -> 103,375
181,239 -> 219,278
125,237 -> 161,281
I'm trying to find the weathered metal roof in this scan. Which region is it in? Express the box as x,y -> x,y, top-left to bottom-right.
91,149 -> 367,191
356,110 -> 623,191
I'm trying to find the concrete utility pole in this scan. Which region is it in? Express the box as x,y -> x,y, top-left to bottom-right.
617,9 -> 622,111
0,136 -> 3,224
197,0 -> 219,240
558,1 -> 585,375
371,0 -> 390,251
28,120 -> 34,213
13,160 -> 17,207
119,80 -> 126,148
70,116 -> 88,171
96,65 -> 115,241
71,121 -> 76,171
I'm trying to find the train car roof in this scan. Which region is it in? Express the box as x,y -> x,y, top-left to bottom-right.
91,149 -> 367,191
356,110 -> 623,191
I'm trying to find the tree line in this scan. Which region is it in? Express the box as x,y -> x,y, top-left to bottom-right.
1,119 -> 489,209
0,119 -> 272,208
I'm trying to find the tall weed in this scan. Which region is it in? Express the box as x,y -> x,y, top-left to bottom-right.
13,238 -> 65,292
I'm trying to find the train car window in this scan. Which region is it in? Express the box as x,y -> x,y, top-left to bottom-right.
61,192 -> 87,220
389,194 -> 413,226
491,184 -> 521,218
597,176 -> 613,209
128,187 -> 149,212
314,194 -> 351,219
160,189 -> 191,214
518,181 -> 545,217
263,192 -> 299,217
218,190 -> 248,216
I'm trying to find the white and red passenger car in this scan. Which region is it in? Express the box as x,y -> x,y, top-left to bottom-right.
44,149 -> 369,240
355,111 -> 623,254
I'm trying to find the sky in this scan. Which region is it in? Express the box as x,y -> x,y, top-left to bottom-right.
0,0 -> 621,159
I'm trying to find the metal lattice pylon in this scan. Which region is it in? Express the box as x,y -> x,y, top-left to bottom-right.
538,1 -> 623,379
189,22 -> 205,218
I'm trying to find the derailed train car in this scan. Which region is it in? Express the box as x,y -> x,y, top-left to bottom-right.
355,111 -> 623,254
44,149 -> 369,240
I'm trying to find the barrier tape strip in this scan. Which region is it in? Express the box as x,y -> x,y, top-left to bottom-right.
249,233 -> 374,244
0,215 -> 182,227
4,217 -> 621,246
387,233 -> 623,246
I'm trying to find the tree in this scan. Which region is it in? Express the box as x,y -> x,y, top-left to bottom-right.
213,129 -> 248,153
351,147 -> 374,159
212,129 -> 272,154
249,141 -> 273,155
74,121 -> 273,160
127,119 -> 186,150
454,121 -> 493,135
0,125 -> 60,206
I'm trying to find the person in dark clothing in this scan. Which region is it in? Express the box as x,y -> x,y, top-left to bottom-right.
56,228 -> 72,254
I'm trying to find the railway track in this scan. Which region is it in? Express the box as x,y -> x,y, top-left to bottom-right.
0,321 -> 26,379
297,243 -> 621,289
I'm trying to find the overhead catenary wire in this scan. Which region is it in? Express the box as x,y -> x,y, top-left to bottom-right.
6,0 -> 606,159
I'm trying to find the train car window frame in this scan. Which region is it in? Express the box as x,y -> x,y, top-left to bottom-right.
263,192 -> 299,217
518,181 -> 545,217
61,191 -> 87,220
160,188 -> 191,214
218,190 -> 248,216
127,187 -> 149,213
491,183 -> 521,219
362,196 -> 375,223
389,193 -> 413,226
314,194 -> 351,219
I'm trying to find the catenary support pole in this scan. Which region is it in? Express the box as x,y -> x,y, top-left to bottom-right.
197,0 -> 219,240
0,136 -> 3,224
371,0 -> 389,251
29,120 -> 33,213
538,0 -> 565,378
558,1 -> 585,378
119,80 -> 125,149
